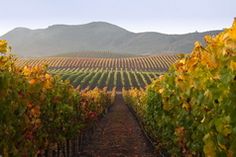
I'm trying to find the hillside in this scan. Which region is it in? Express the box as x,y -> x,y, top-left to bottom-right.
0,22 -> 221,56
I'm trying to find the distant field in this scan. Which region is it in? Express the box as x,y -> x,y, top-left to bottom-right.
17,55 -> 179,71
16,54 -> 179,90
54,51 -> 139,58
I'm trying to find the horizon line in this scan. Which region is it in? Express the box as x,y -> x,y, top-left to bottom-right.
0,21 -> 225,36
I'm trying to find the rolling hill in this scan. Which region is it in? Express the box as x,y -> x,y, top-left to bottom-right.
0,22 -> 221,57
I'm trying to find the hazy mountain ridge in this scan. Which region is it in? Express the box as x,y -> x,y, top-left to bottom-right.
0,22 -> 221,57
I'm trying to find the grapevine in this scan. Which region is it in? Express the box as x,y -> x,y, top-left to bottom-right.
123,19 -> 236,156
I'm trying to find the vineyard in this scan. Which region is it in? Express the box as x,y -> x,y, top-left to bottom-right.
0,40 -> 117,156
1,18 -> 236,157
16,55 -> 178,91
49,68 -> 160,91
123,19 -> 236,156
16,55 -> 178,71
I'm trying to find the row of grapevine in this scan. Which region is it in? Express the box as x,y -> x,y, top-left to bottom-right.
49,68 -> 160,91
123,19 -> 236,156
0,40 -> 115,156
16,55 -> 179,71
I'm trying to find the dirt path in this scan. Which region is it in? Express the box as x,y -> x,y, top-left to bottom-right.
81,94 -> 155,157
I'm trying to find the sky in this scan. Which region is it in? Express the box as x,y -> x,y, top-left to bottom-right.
0,0 -> 235,36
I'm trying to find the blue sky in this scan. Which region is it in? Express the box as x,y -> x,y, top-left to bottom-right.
0,0 -> 235,35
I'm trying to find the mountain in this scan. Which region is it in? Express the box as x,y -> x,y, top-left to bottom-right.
0,22 -> 221,57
